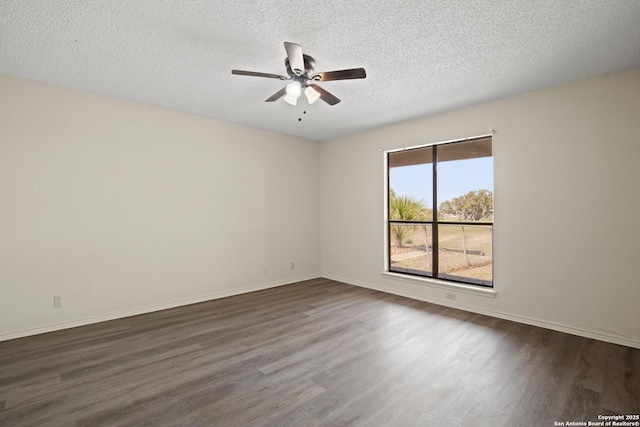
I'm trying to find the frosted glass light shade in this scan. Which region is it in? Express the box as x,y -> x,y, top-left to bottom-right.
286,81 -> 301,96
283,81 -> 301,105
283,94 -> 298,105
305,86 -> 321,104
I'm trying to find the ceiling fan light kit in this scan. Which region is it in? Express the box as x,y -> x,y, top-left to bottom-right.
232,42 -> 366,107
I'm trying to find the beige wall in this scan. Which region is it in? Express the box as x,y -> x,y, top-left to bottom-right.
3,68 -> 639,348
320,68 -> 640,348
0,74 -> 320,340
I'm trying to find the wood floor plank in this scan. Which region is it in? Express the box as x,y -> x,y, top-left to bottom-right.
559,384 -> 603,421
601,344 -> 640,414
0,278 -> 638,426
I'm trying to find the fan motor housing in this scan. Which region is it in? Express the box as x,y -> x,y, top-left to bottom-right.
285,54 -> 316,78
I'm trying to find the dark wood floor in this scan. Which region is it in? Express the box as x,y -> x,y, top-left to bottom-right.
1,278 -> 638,426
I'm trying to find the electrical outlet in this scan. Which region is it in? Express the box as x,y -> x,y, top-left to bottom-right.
445,292 -> 456,300
290,262 -> 295,270
53,295 -> 63,307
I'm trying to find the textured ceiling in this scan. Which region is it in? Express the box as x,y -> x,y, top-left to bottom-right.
2,1 -> 640,141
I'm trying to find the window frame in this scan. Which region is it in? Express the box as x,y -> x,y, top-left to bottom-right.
385,134 -> 494,288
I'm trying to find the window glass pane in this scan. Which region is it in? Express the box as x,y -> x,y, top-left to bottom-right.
390,222 -> 432,276
437,224 -> 493,285
388,147 -> 433,220
437,139 -> 493,222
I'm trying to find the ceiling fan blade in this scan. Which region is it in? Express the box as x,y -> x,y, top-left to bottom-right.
308,84 -> 341,105
284,42 -> 304,76
232,70 -> 288,80
311,68 -> 366,82
265,87 -> 287,102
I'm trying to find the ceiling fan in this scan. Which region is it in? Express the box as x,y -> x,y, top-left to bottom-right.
232,42 -> 366,106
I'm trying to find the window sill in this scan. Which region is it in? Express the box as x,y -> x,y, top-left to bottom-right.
381,272 -> 497,298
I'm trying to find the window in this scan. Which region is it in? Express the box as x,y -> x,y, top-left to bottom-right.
387,136 -> 493,287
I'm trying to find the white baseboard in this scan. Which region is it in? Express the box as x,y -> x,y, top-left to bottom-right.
0,274 -> 321,342
322,273 -> 640,350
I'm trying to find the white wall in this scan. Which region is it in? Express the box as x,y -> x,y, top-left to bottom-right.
320,68 -> 640,348
0,74 -> 320,340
